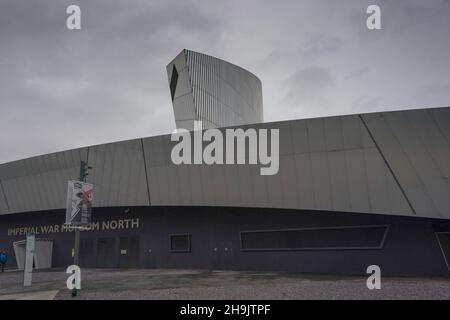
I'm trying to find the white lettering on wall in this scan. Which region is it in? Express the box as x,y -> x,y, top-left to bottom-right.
6,218 -> 140,237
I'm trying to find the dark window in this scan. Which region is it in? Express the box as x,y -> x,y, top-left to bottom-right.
240,225 -> 389,251
169,66 -> 179,101
436,233 -> 450,272
170,234 -> 191,252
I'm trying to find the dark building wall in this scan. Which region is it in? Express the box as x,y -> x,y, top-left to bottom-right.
0,206 -> 449,277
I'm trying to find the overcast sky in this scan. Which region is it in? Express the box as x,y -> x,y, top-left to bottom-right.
1,0 -> 450,163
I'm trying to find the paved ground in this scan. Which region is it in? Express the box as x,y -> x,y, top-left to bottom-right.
1,268 -> 450,300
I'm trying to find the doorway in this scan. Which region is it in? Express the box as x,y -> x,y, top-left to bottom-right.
96,237 -> 116,268
79,238 -> 95,268
211,241 -> 233,270
119,236 -> 140,268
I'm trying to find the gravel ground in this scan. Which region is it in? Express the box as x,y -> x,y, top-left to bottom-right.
1,268 -> 450,300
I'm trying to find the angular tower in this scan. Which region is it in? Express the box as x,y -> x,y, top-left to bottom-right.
166,49 -> 263,130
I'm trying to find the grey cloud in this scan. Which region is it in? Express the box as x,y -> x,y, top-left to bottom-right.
0,0 -> 225,163
1,0 -> 450,163
300,35 -> 343,60
345,67 -> 370,80
284,66 -> 335,102
351,95 -> 382,113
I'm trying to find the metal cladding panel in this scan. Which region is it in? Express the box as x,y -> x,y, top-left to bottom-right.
188,165 -> 205,205
2,166 -> 79,213
237,164 -> 255,207
172,93 -> 196,121
3,178 -> 25,213
176,120 -> 196,131
324,117 -> 344,151
172,67 -> 192,100
166,165 -> 181,205
0,148 -> 87,180
310,152 -> 333,210
167,50 -> 197,131
0,148 -> 87,214
385,112 -> 450,217
251,166 -> 269,208
0,181 -> 9,213
345,149 -> 371,213
294,153 -> 316,209
168,49 -> 263,130
223,164 -> 241,206
408,110 -> 450,179
361,113 -> 422,188
172,95 -> 197,130
364,147 -> 392,214
1,179 -> 18,213
328,151 -> 351,212
204,164 -> 227,207
200,165 -> 221,206
342,115 -> 364,149
147,166 -> 170,205
362,109 -> 450,218
252,121 -> 292,158
386,167 -> 413,214
307,118 -> 326,152
265,164 -> 283,209
145,166 -> 159,204
196,165 -> 212,206
88,139 -> 149,207
291,120 -> 309,154
176,164 -> 192,205
431,108 -> 450,144
0,106 -> 449,219
211,165 -> 228,206
363,146 -> 412,215
142,135 -> 173,170
279,155 -> 299,208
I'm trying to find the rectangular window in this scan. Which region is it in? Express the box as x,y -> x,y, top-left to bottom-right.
435,232 -> 450,272
169,233 -> 191,252
240,225 -> 389,251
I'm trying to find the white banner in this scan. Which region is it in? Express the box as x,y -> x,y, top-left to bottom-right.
65,180 -> 94,226
23,234 -> 35,287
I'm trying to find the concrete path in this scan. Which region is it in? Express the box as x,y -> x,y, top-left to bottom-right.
0,289 -> 59,300
1,269 -> 450,299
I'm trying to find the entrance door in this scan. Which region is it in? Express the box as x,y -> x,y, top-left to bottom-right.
79,238 -> 95,268
96,237 -> 116,268
211,241 -> 233,270
119,236 -> 140,268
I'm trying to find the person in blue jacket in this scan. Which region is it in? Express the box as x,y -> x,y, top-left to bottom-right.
0,250 -> 8,272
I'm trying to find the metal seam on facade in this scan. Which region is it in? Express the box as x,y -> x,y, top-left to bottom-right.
168,49 -> 263,131
0,108 -> 449,218
0,179 -> 10,212
358,114 -> 417,215
140,139 -> 152,206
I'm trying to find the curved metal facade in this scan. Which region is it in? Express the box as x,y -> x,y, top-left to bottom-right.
167,49 -> 263,130
0,106 -> 449,219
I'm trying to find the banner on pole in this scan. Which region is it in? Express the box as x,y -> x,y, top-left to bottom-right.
23,234 -> 35,287
65,180 -> 93,226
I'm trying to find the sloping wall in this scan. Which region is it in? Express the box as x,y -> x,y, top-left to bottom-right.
0,107 -> 449,219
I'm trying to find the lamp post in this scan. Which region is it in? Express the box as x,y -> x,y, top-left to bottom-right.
72,160 -> 92,297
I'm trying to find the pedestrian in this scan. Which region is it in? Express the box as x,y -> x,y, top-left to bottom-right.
0,250 -> 8,272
